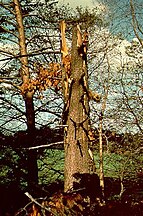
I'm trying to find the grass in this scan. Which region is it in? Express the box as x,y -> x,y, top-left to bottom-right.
38,150 -> 142,184
38,149 -> 65,184
1,146 -> 142,186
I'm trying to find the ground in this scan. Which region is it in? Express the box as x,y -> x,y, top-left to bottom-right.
1,176 -> 143,216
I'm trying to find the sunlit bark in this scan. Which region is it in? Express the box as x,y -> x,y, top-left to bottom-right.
63,24 -> 94,192
13,0 -> 38,189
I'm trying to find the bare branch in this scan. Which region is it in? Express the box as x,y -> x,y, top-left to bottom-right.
0,49 -> 17,58
0,96 -> 25,115
0,79 -> 20,90
0,2 -> 15,15
24,141 -> 64,150
0,26 -> 18,38
130,0 -> 143,46
0,50 -> 61,62
24,192 -> 55,215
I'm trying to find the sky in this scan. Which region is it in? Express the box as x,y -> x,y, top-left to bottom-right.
58,0 -> 131,38
58,0 -> 108,16
58,0 -> 96,8
58,0 -> 143,41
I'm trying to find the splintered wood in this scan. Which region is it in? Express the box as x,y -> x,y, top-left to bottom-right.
60,20 -> 69,57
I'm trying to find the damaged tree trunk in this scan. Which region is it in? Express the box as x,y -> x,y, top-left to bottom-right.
61,23 -> 95,192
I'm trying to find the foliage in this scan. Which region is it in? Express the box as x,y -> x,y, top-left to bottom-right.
1,143 -> 141,188
20,63 -> 62,95
1,131 -> 142,215
0,145 -> 27,187
0,126 -> 64,187
94,152 -> 142,180
38,149 -> 64,184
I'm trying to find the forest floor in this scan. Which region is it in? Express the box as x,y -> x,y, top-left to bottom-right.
0,176 -> 143,216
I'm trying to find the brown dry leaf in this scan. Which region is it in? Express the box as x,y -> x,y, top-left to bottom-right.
29,204 -> 41,216
20,62 -> 62,96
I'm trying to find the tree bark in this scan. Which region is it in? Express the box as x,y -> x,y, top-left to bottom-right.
99,112 -> 104,197
64,25 -> 94,192
13,0 -> 38,189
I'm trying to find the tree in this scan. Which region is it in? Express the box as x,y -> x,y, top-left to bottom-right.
0,0 -> 62,134
129,0 -> 143,46
0,0 -> 62,189
85,3 -> 143,200
1,2 -> 143,215
13,0 -> 38,188
1,2 -> 107,197
0,1 -> 103,192
61,21 -> 95,192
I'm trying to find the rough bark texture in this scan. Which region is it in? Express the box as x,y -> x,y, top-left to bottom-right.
14,0 -> 38,189
25,92 -> 38,188
64,25 -> 94,192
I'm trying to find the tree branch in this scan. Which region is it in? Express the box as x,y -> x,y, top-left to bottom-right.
0,96 -> 25,115
24,192 -> 55,215
130,0 -> 143,47
0,3 -> 15,15
0,50 -> 61,62
24,141 -> 64,150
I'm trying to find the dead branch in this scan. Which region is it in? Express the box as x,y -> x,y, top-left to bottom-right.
25,192 -> 56,215
130,0 -> 143,47
24,141 -> 64,150
0,50 -> 60,62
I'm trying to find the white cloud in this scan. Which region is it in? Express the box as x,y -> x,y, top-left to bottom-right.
58,0 -> 108,17
58,0 -> 95,8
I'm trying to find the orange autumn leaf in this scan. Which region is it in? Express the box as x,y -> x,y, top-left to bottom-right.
20,63 -> 62,95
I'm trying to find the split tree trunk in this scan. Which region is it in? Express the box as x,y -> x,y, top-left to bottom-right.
63,25 -> 94,192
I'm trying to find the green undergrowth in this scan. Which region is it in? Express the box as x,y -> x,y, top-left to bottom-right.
38,149 -> 65,184
0,147 -> 142,186
94,152 -> 143,179
38,149 -> 142,184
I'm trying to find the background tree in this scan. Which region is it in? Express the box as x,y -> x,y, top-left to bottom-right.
0,0 -> 63,189
13,0 -> 38,188
89,1 -> 143,198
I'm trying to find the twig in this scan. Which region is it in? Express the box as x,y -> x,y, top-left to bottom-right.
25,192 -> 56,215
15,201 -> 32,215
25,141 -> 64,150
0,50 -> 60,62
